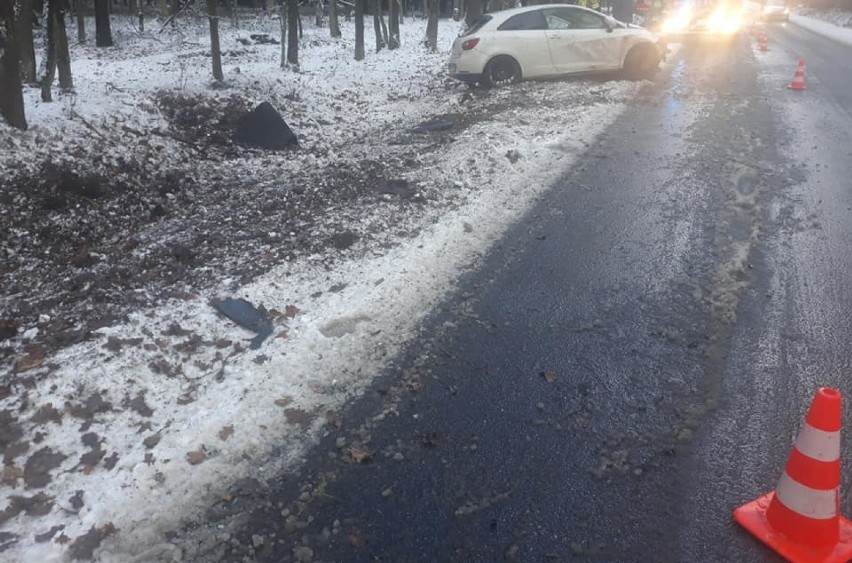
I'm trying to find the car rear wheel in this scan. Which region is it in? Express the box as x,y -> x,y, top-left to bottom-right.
624,44 -> 660,81
484,56 -> 522,88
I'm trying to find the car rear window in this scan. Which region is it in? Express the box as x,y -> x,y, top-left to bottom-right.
498,10 -> 547,31
461,15 -> 493,36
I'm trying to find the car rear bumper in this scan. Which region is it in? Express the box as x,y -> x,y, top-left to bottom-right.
448,59 -> 486,83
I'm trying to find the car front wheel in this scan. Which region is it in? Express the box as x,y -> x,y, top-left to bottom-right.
484,56 -> 522,88
623,44 -> 660,81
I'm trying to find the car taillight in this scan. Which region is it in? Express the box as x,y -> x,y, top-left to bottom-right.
462,38 -> 480,50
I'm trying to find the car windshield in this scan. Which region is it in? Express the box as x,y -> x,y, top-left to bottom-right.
461,15 -> 493,36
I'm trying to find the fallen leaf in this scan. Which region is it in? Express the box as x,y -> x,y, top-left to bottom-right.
284,408 -> 314,427
1,466 -> 23,486
218,426 -> 234,441
347,447 -> 372,464
56,533 -> 71,545
143,433 -> 161,449
347,528 -> 369,549
220,492 -> 234,502
24,447 -> 67,488
325,410 -> 342,429
422,432 -> 439,448
276,330 -> 289,340
284,305 -> 300,318
274,397 -> 293,407
540,370 -> 557,383
14,347 -> 45,373
186,450 -> 207,465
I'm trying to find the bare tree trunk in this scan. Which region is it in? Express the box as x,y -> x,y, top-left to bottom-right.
354,0 -> 364,59
453,0 -> 461,19
231,0 -> 238,27
372,0 -> 383,51
425,0 -> 437,51
40,0 -> 57,102
388,0 -> 399,48
278,0 -> 286,67
286,0 -> 298,66
297,8 -> 302,38
0,0 -> 28,130
76,0 -> 85,42
55,1 -> 73,89
16,0 -> 36,83
170,0 -> 179,25
329,0 -> 340,36
466,0 -> 482,25
315,0 -> 323,26
94,0 -> 113,46
208,0 -> 223,80
132,0 -> 144,31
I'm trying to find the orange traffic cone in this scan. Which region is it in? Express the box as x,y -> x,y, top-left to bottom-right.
789,60 -> 807,90
759,30 -> 768,52
734,388 -> 852,562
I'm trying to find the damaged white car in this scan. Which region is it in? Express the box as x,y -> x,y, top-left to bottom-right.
448,4 -> 665,87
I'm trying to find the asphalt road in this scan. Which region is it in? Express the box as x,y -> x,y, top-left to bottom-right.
179,23 -> 852,563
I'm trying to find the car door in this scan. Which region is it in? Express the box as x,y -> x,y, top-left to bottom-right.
493,9 -> 553,78
543,7 -> 623,74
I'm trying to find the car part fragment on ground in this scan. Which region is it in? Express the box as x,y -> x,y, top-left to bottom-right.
232,102 -> 298,150
211,297 -> 274,349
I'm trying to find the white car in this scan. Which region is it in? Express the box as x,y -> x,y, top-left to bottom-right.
448,4 -> 665,87
759,0 -> 790,21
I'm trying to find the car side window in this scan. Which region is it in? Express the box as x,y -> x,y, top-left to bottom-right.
498,10 -> 547,31
545,13 -> 573,30
544,7 -> 608,30
574,12 -> 608,29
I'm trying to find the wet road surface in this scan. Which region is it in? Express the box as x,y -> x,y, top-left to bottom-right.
177,24 -> 852,563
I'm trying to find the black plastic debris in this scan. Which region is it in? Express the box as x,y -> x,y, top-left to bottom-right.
249,33 -> 279,44
410,120 -> 454,134
211,297 -> 273,350
233,102 -> 298,150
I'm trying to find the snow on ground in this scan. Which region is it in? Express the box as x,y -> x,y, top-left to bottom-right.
790,8 -> 852,47
0,11 -> 646,562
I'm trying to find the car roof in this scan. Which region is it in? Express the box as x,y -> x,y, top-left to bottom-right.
483,3 -> 607,24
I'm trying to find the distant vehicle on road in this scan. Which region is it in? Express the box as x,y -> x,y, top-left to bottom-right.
659,0 -> 746,36
447,4 -> 664,87
758,0 -> 790,22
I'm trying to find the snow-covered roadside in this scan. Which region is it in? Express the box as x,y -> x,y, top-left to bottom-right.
790,9 -> 852,47
1,13 -> 646,562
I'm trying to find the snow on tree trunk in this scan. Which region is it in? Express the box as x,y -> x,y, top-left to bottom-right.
329,0 -> 340,38
0,0 -> 28,130
278,0 -> 287,67
425,0 -> 437,51
354,0 -> 364,60
40,0 -> 57,102
55,0 -> 73,90
16,0 -> 36,83
286,0 -> 298,66
94,0 -> 113,46
208,0 -> 223,80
